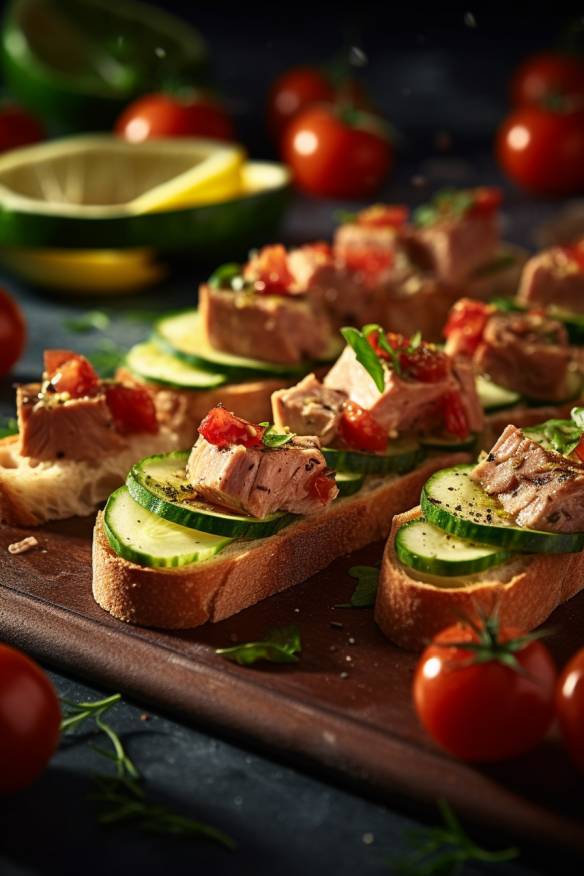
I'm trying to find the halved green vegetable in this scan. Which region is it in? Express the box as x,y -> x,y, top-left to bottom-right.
103,486 -> 232,568
127,451 -> 293,538
395,516 -> 511,578
421,464 -> 584,554
476,374 -> 521,413
125,340 -> 227,390
323,440 -> 424,475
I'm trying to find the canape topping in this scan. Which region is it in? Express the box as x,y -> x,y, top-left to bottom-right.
338,401 -> 388,453
352,204 -> 409,229
414,187 -> 502,227
198,406 -> 265,449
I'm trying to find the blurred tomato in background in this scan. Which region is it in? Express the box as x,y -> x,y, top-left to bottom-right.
116,92 -> 234,142
0,103 -> 44,154
511,52 -> 584,105
0,289 -> 26,375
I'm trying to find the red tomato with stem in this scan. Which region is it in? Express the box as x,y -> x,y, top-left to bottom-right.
0,103 -> 44,154
413,618 -> 557,762
283,104 -> 393,199
268,66 -> 335,140
199,406 -> 265,449
511,52 -> 584,106
0,644 -> 61,794
116,92 -> 234,142
339,401 -> 387,453
497,105 -> 584,196
0,289 -> 26,376
556,647 -> 584,772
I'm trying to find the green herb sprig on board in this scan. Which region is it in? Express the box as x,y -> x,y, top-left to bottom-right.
217,625 -> 302,666
335,565 -> 379,609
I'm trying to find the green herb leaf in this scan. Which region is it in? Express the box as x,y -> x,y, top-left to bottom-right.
362,322 -> 404,376
571,407 -> 584,430
88,340 -> 126,377
490,296 -> 526,314
261,424 -> 296,448
208,262 -> 243,290
335,565 -> 379,608
525,418 -> 583,457
64,310 -> 111,333
407,331 -> 422,353
413,189 -> 475,228
334,209 -> 358,225
391,798 -> 519,875
216,625 -> 302,666
341,326 -> 386,391
0,416 -> 18,439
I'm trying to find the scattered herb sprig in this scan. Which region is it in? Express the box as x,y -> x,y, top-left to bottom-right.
341,326 -> 386,391
413,189 -> 475,229
64,310 -> 111,333
259,422 -> 296,448
335,565 -> 379,609
391,799 -> 519,875
60,693 -> 235,850
216,625 -> 302,666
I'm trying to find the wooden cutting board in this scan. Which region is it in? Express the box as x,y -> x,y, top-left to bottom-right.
0,516 -> 583,853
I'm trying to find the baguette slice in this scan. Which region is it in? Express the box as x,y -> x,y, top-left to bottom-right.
92,452 -> 468,629
0,429 -> 180,526
375,506 -> 584,650
117,367 -> 295,448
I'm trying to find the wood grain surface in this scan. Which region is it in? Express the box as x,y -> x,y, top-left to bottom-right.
0,516 -> 582,853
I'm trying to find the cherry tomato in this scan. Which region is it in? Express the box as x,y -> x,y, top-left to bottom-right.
268,66 -> 335,140
116,93 -> 234,142
444,299 -> 492,357
339,401 -> 387,453
283,105 -> 393,199
413,621 -> 557,762
497,105 -> 584,196
199,406 -> 265,449
0,643 -> 61,794
441,390 -> 470,439
0,103 -> 44,154
0,289 -> 26,376
556,647 -> 584,772
105,384 -> 158,435
44,350 -> 100,398
511,52 -> 584,106
245,244 -> 294,295
309,471 -> 337,503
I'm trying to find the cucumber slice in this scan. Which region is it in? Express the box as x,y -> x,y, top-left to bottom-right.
155,310 -> 308,378
103,486 -> 232,568
395,516 -> 511,578
335,470 -> 365,497
420,433 -> 477,452
476,374 -> 521,412
126,340 -> 227,390
421,464 -> 584,554
127,451 -> 293,538
323,440 -> 424,475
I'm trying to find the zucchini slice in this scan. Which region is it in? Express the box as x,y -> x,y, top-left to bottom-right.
155,309 -> 310,378
421,464 -> 584,554
126,340 -> 227,389
127,451 -> 293,538
476,374 -> 521,412
323,440 -> 424,475
395,516 -> 511,578
335,470 -> 365,497
103,486 -> 232,568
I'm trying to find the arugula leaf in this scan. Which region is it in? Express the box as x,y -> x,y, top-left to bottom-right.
259,423 -> 296,448
335,565 -> 379,608
64,310 -> 111,333
341,326 -> 386,391
0,417 -> 18,439
571,407 -> 584,430
216,625 -> 302,666
525,419 -> 583,456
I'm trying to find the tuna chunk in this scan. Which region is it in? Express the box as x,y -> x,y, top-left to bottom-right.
187,434 -> 337,518
403,213 -> 499,286
199,284 -> 334,365
517,246 -> 584,313
472,424 -> 584,533
324,346 -> 483,435
17,384 -> 126,462
450,356 -> 484,434
271,373 -> 348,445
474,312 -> 571,401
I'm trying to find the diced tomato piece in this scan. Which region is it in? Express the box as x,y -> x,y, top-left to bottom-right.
468,186 -> 503,217
198,406 -> 265,449
575,435 -> 584,462
302,241 -> 333,259
356,204 -> 409,229
44,350 -> 100,398
561,243 -> 584,272
309,471 -> 337,503
341,246 -> 394,281
441,390 -> 470,439
339,401 -> 388,453
368,331 -> 450,382
105,384 -> 158,435
245,244 -> 294,295
444,298 -> 492,357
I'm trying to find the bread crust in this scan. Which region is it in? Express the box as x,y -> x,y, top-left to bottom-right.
92,453 -> 469,629
375,507 -> 584,650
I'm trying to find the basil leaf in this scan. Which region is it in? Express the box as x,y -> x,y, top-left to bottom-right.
571,407 -> 584,430
0,417 -> 18,439
216,625 -> 302,666
64,310 -> 110,333
262,425 -> 296,448
413,189 -> 474,227
208,262 -> 243,290
341,326 -> 386,391
335,565 -> 379,608
363,323 -> 403,376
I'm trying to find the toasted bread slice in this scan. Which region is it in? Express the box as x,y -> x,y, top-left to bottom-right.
375,506 -> 584,650
92,453 -> 469,629
0,430 -> 180,526
116,367 -> 296,448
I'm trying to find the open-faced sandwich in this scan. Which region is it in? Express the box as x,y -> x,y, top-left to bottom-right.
376,408 -> 584,649
444,297 -> 584,447
92,325 -> 483,628
0,350 -> 180,525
